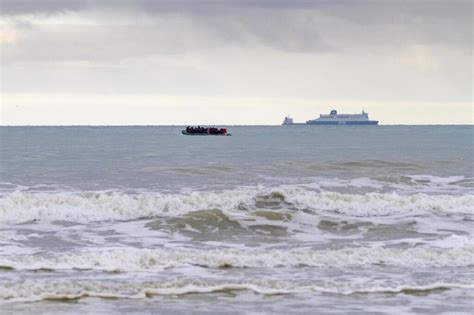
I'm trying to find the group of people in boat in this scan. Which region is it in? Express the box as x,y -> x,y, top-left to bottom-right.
185,126 -> 228,135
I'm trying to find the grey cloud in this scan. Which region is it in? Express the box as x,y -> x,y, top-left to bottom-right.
0,0 -> 86,16
2,24 -> 217,62
2,0 -> 470,54
3,0 -> 470,55
1,0 -> 470,22
1,0 -> 471,104
11,19 -> 34,30
1,0 -> 339,55
0,0 -> 348,16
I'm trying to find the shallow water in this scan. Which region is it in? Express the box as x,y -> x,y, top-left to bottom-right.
0,126 -> 473,314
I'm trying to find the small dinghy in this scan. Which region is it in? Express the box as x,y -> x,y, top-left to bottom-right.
182,126 -> 231,136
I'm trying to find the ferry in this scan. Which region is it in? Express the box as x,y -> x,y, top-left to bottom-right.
282,110 -> 378,125
282,116 -> 294,125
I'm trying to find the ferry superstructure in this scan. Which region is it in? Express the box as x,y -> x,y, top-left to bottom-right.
282,110 -> 378,125
306,110 -> 378,125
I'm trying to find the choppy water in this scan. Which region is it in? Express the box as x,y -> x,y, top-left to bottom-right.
0,126 -> 473,314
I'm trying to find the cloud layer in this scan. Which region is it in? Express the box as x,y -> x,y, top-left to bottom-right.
1,0 -> 472,124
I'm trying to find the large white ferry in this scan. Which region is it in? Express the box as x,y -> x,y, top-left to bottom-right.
282,110 -> 378,125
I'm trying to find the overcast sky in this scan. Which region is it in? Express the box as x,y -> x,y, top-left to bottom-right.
0,0 -> 472,125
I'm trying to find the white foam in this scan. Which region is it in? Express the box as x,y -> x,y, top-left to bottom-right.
0,230 -> 29,242
309,282 -> 474,295
0,245 -> 37,256
429,234 -> 474,249
314,175 -> 473,193
408,175 -> 467,185
1,278 -> 472,303
0,187 -> 472,223
287,191 -> 474,216
1,245 -> 472,271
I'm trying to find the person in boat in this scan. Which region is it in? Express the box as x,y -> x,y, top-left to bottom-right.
185,126 -> 228,135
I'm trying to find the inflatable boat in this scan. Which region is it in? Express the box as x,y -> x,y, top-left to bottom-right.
182,126 -> 231,136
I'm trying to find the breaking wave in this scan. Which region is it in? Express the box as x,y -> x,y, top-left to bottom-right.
1,279 -> 473,303
1,246 -> 473,271
0,186 -> 472,223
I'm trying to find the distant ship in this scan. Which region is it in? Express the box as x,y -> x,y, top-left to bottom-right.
282,116 -> 294,125
282,110 -> 378,125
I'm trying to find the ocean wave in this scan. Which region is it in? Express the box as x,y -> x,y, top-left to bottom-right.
1,279 -> 473,303
2,174 -> 471,195
1,246 -> 472,271
0,186 -> 472,223
327,160 -> 421,170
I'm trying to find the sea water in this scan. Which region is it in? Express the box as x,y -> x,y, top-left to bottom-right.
0,125 -> 473,314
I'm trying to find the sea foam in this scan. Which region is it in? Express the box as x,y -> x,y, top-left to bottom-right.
1,246 -> 472,271
0,186 -> 472,223
1,278 -> 473,303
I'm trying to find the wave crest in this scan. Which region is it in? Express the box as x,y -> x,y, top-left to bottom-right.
0,187 -> 472,223
1,279 -> 473,303
1,246 -> 473,271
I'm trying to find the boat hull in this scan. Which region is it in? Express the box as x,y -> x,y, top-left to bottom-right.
182,131 -> 232,136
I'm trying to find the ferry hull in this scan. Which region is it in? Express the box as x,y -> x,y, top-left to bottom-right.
306,120 -> 378,125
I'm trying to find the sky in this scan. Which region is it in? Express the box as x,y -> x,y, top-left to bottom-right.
0,0 -> 472,125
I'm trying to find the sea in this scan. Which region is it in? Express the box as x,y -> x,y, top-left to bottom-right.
0,125 -> 473,314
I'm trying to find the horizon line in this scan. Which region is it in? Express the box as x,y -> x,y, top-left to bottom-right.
1,124 -> 473,127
